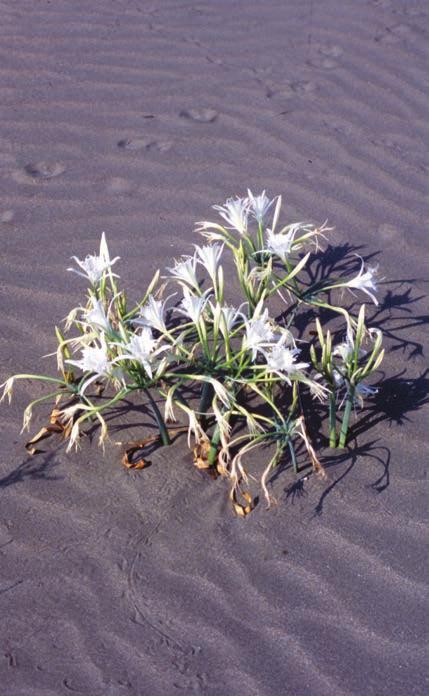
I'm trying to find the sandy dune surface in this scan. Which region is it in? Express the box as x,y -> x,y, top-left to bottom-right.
0,1 -> 428,694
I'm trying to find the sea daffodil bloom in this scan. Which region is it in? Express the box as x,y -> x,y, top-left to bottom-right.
212,196 -> 249,235
84,297 -> 111,333
345,259 -> 379,305
327,257 -> 379,305
265,225 -> 300,262
194,243 -> 223,284
262,336 -> 309,383
68,232 -> 120,286
218,304 -> 245,338
66,334 -> 112,393
167,255 -> 200,293
177,287 -> 211,325
243,309 -> 275,360
354,382 -> 378,406
113,328 -> 168,379
247,189 -> 276,224
136,294 -> 172,334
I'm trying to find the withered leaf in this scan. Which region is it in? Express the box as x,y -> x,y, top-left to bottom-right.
121,434 -> 159,470
193,440 -> 212,469
25,424 -> 64,455
94,381 -> 105,397
122,451 -> 149,469
120,426 -> 188,470
231,489 -> 253,517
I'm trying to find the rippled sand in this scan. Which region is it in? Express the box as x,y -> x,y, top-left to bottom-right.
0,1 -> 427,694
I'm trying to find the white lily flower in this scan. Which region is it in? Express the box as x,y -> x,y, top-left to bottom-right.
243,308 -> 275,360
333,324 -> 366,364
265,224 -> 300,262
0,376 -> 15,404
194,243 -> 223,284
167,255 -> 200,292
355,382 -> 378,406
209,301 -> 244,337
333,329 -> 355,362
262,335 -> 309,383
247,189 -> 276,224
344,258 -> 379,305
68,232 -> 120,285
176,287 -> 211,325
66,334 -> 112,394
84,297 -> 111,333
332,368 -> 345,387
113,327 -> 168,379
212,196 -> 249,235
219,304 -> 245,338
136,294 -> 171,333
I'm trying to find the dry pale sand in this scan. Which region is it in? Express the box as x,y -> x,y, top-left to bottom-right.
0,1 -> 428,694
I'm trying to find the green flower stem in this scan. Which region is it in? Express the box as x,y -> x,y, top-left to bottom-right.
82,387 -> 130,414
207,425 -> 222,466
338,386 -> 354,448
256,221 -> 263,250
143,388 -> 171,447
329,391 -> 337,448
308,298 -> 355,325
284,258 -> 300,295
198,381 -> 213,427
288,440 -> 298,474
13,374 -> 68,387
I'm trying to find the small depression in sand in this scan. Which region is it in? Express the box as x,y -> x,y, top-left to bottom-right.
266,80 -> 316,99
24,161 -> 66,180
106,177 -> 134,194
179,108 -> 218,123
117,138 -> 172,152
1,210 -> 14,223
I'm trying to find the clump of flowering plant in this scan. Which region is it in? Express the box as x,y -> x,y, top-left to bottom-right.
1,192 -> 384,515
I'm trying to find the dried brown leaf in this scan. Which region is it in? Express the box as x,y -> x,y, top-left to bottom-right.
94,381 -> 105,397
193,440 -> 211,469
121,434 -> 160,469
25,424 -> 63,455
231,489 -> 253,517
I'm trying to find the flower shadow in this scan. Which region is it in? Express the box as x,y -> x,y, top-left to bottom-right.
312,439 -> 391,516
275,243 -> 427,361
0,451 -> 63,490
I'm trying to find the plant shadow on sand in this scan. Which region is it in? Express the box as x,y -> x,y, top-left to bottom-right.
0,450 -> 63,489
272,242 -> 428,513
2,244 -> 428,513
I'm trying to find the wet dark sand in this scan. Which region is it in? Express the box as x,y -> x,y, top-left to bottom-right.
0,1 -> 428,694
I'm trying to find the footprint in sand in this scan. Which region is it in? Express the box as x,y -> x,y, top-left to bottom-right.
266,80 -> 316,99
1,210 -> 14,223
106,177 -> 134,195
24,161 -> 66,179
117,138 -> 172,152
308,45 -> 343,70
371,0 -> 392,8
375,24 -> 417,44
179,108 -> 218,123
378,223 -> 401,241
323,119 -> 355,137
399,7 -> 427,17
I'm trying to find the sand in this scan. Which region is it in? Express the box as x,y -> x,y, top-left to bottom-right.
0,1 -> 428,694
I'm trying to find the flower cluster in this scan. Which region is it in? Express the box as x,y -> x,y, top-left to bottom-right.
1,191 -> 384,514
